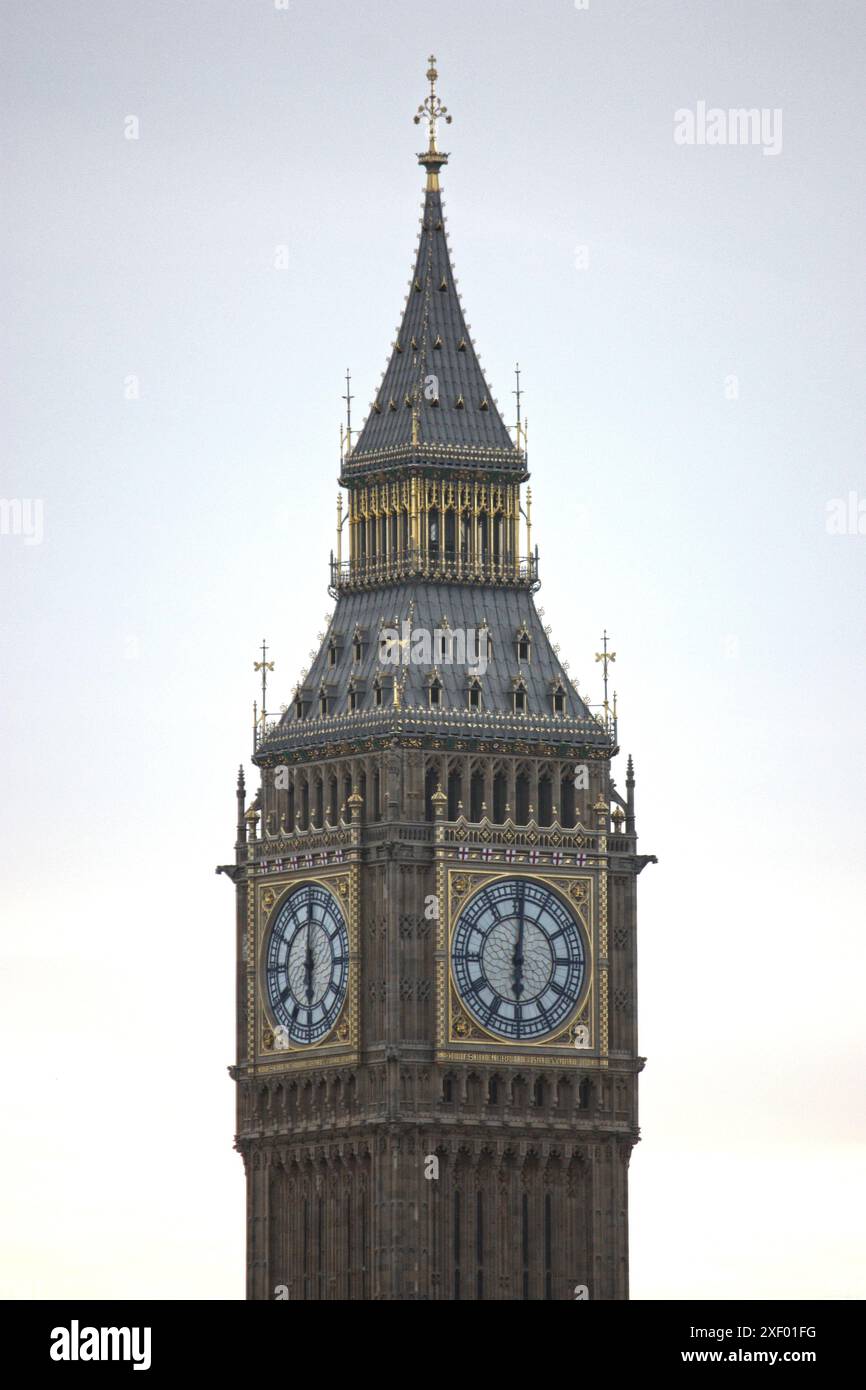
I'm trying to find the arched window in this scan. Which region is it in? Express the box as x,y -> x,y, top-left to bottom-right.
444,508 -> 456,561
447,767 -> 462,821
461,512 -> 471,560
561,772 -> 576,828
479,512 -> 489,564
424,765 -> 439,822
469,768 -> 484,822
493,513 -> 503,566
492,769 -> 507,823
538,774 -> 553,827
515,770 -> 530,823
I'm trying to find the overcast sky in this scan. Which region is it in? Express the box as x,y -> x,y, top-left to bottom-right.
2,0 -> 864,1299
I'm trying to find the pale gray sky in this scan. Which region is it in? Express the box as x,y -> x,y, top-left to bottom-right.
2,0 -> 864,1299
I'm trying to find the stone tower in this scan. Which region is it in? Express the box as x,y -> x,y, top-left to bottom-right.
222,58 -> 655,1301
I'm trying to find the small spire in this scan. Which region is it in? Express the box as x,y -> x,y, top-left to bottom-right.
236,765 -> 247,851
413,55 -> 451,190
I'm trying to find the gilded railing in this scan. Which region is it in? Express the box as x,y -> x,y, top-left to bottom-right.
329,548 -> 539,594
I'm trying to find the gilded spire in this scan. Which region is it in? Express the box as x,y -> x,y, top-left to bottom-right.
413,54 -> 451,190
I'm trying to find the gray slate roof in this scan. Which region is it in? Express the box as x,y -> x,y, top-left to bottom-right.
351,185 -> 517,460
279,582 -> 590,732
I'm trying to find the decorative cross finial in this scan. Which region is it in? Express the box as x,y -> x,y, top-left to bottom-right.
594,630 -> 617,727
342,368 -> 353,453
254,639 -> 274,723
513,361 -> 527,450
414,55 -> 451,188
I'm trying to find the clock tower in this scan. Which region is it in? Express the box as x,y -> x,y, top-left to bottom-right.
221,58 -> 655,1301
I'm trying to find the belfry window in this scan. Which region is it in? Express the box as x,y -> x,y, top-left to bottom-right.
429,678 -> 442,708
468,678 -> 482,710
513,686 -> 527,715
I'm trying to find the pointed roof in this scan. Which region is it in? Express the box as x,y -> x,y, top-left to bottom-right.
346,58 -> 522,475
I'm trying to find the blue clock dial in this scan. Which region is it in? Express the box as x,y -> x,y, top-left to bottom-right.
265,883 -> 349,1045
451,877 -> 586,1041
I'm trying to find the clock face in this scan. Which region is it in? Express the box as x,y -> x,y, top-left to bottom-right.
265,882 -> 349,1046
451,877 -> 587,1041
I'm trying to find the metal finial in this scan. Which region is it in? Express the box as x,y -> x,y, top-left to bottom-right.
342,368 -> 353,453
413,55 -> 452,188
513,362 -> 527,450
254,639 -> 275,724
594,630 -> 617,728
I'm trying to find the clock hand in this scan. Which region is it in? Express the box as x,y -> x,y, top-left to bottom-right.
512,881 -> 525,999
304,900 -> 314,1004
